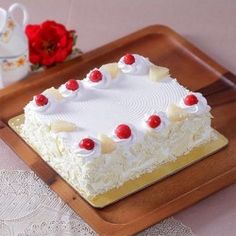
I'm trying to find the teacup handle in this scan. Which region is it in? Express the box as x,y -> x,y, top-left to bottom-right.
8,3 -> 29,28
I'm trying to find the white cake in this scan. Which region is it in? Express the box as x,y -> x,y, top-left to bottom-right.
22,54 -> 213,198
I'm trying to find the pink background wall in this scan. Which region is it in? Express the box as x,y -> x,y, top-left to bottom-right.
1,0 -> 236,74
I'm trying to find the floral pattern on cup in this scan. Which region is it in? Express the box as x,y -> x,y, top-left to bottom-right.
2,55 -> 27,71
0,17 -> 16,43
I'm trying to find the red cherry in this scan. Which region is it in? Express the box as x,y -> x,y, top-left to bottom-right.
123,54 -> 135,65
89,69 -> 103,82
65,79 -> 79,91
35,94 -> 48,106
79,138 -> 95,150
184,94 -> 198,106
147,115 -> 161,128
115,124 -> 132,139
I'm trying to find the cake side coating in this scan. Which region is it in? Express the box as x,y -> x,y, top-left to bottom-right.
22,54 -> 213,198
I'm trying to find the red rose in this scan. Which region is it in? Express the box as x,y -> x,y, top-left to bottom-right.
25,20 -> 75,66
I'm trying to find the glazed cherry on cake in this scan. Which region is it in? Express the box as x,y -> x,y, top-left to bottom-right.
147,115 -> 161,128
184,94 -> 198,106
115,124 -> 132,139
89,69 -> 103,82
65,79 -> 79,91
123,53 -> 135,65
35,94 -> 48,106
79,138 -> 95,150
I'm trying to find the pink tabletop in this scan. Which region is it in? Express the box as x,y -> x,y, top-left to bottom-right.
0,0 -> 235,235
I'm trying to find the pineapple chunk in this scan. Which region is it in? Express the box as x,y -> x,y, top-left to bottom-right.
50,120 -> 76,133
98,134 -> 116,154
149,65 -> 170,82
100,63 -> 120,79
44,87 -> 63,101
167,104 -> 188,122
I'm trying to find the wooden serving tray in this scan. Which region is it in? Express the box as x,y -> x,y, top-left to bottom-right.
0,25 -> 235,235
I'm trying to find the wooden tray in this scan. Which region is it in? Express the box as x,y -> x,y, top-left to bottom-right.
0,25 -> 235,235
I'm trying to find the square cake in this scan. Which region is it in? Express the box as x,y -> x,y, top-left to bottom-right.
22,54 -> 214,199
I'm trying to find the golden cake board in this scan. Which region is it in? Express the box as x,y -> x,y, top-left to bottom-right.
8,114 -> 228,208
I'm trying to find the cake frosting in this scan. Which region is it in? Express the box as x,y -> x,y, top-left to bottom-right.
59,80 -> 85,100
22,53 -> 214,199
84,68 -> 112,88
178,92 -> 211,115
118,54 -> 150,75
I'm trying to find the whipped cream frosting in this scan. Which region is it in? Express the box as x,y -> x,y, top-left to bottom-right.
179,92 -> 211,115
112,124 -> 139,146
118,54 -> 151,75
72,137 -> 101,159
144,111 -> 169,132
83,68 -> 111,89
59,80 -> 85,100
26,94 -> 57,114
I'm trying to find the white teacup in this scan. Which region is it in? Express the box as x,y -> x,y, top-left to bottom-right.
0,3 -> 29,88
0,51 -> 30,88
